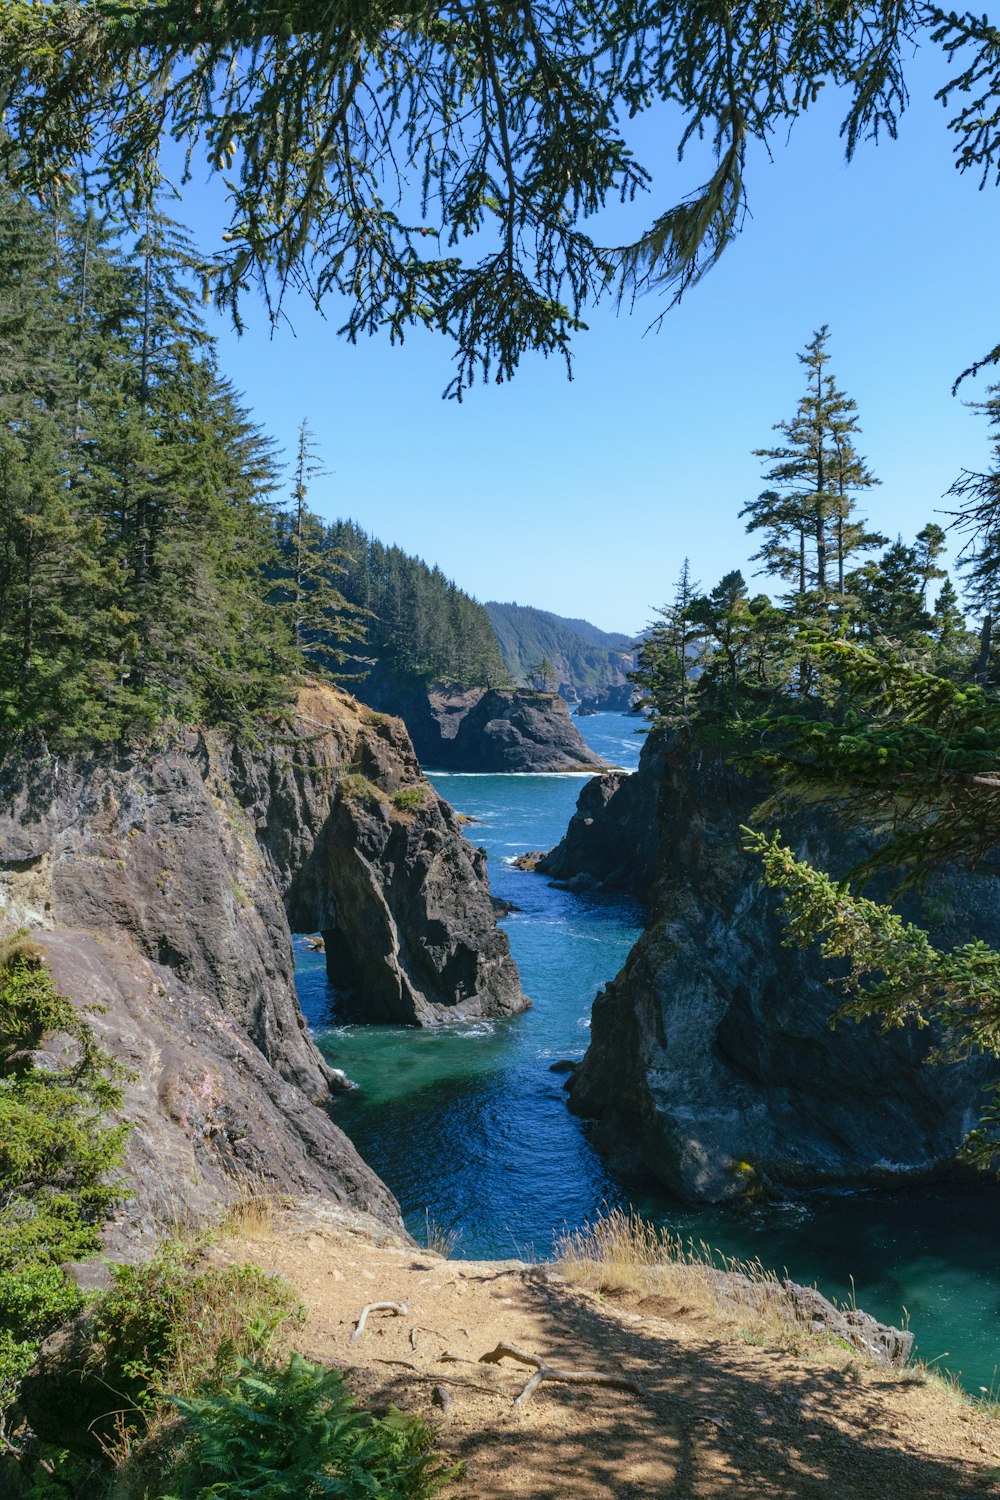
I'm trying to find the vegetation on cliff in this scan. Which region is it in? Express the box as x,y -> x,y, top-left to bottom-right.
632,326 -> 1000,1154
0,935 -> 128,1411
14,1228 -> 455,1499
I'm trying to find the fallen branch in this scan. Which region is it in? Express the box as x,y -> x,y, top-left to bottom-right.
478,1341 -> 646,1409
350,1300 -> 410,1346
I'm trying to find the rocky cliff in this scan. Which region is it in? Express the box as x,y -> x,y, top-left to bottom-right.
548,730 -> 1000,1201
535,736 -> 664,898
0,683 -> 527,1246
358,675 -> 609,772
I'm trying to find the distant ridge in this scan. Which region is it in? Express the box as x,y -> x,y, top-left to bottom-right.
484,601 -> 637,706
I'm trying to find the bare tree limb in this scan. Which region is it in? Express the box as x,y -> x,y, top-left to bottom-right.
350,1299 -> 410,1346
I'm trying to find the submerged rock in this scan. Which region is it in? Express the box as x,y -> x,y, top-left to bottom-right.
0,681 -> 527,1245
551,730 -> 1000,1201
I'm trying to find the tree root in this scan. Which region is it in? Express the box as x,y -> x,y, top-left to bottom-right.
479,1341 -> 646,1409
370,1359 -> 497,1395
350,1300 -> 410,1346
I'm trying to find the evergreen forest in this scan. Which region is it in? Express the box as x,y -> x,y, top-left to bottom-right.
631,325 -> 1000,1155
0,191 -> 504,759
483,601 -> 635,698
318,519 -> 507,688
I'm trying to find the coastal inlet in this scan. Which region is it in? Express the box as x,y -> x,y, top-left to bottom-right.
297,712 -> 1000,1395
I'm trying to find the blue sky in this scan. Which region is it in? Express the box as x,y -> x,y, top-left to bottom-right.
179,46 -> 998,637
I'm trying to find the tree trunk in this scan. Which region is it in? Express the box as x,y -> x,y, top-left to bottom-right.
976,613 -> 993,684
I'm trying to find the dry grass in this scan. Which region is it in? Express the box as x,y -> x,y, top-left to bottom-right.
555,1207 -> 859,1356
420,1210 -> 462,1259
215,1179 -> 290,1240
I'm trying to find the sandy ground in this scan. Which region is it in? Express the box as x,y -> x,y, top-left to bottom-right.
212,1205 -> 1000,1500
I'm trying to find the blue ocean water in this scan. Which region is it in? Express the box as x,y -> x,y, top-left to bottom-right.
300,712 -> 1000,1393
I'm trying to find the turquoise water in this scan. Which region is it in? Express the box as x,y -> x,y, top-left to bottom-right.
302,712 -> 999,1393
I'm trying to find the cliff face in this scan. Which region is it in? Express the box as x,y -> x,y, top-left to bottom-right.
358,675 -> 608,772
551,731 -> 1000,1202
536,735 -> 665,898
0,683 -> 527,1245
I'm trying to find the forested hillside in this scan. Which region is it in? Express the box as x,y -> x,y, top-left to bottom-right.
322,519 -> 507,689
484,601 -> 636,701
0,189 -> 509,758
0,190 -> 319,751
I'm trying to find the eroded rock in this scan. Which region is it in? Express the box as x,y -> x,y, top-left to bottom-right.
556,730 -> 1000,1201
0,682 -> 527,1245
358,675 -> 609,772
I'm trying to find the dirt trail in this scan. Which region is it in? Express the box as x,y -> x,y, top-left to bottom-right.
214,1207 -> 1000,1500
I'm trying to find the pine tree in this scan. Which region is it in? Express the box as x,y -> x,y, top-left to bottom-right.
847,536 -> 933,647
630,560 -> 703,721
949,389 -> 1000,685
0,184 -> 317,749
914,523 -> 948,604
742,327 -> 881,603
272,424 -> 364,672
929,577 -> 972,678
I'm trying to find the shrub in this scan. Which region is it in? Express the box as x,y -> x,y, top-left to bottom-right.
0,936 -> 130,1406
391,785 -> 429,813
160,1353 -> 459,1500
90,1243 -> 304,1420
338,772 -> 384,804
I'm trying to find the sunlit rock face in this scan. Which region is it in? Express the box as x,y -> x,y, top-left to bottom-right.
0,681 -> 527,1249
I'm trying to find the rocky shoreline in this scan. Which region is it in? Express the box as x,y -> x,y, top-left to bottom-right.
0,682 -> 528,1250
541,730 -> 1000,1202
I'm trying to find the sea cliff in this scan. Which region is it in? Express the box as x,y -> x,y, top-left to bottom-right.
0,682 -> 527,1247
357,675 -> 609,772
544,729 -> 1000,1201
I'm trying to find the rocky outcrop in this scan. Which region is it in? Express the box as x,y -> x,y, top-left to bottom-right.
0,683 -> 527,1245
536,736 -> 665,898
554,730 -> 1000,1202
358,674 -> 609,772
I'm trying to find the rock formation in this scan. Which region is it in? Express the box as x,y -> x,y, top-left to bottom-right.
547,730 -> 1000,1201
358,675 -> 609,772
535,737 -> 665,898
0,682 -> 527,1246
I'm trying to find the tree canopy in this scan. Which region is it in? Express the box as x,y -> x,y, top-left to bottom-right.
628,326 -> 1000,1154
2,2 -> 1000,393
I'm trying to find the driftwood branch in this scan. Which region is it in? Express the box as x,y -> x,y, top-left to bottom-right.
350,1300 -> 410,1346
479,1341 -> 646,1409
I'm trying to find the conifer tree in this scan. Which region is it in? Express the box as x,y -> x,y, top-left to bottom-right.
742,328 -> 880,603
0,184 -> 311,749
949,389 -> 1000,685
316,519 -> 506,689
630,560 -> 703,721
930,577 -> 972,678
914,523 -> 948,604
272,424 -> 364,671
847,536 -> 934,647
